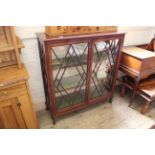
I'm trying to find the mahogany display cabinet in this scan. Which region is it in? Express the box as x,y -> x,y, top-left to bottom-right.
37,32 -> 125,124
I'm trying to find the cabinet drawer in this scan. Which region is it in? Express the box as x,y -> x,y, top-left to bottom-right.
0,85 -> 27,101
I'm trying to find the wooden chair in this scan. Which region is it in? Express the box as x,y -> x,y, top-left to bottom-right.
120,75 -> 155,114
146,34 -> 155,52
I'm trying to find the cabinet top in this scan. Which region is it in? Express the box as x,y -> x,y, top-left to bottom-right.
0,65 -> 29,88
36,32 -> 125,44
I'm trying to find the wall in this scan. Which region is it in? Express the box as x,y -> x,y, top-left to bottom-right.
14,26 -> 155,111
118,26 -> 155,45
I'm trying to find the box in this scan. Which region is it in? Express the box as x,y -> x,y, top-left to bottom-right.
45,26 -> 117,36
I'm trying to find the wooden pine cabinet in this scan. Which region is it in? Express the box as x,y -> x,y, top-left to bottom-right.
37,32 -> 125,123
0,26 -> 24,69
0,65 -> 38,129
0,26 -> 37,129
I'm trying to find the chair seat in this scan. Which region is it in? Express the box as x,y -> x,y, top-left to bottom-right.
140,86 -> 155,98
123,75 -> 155,99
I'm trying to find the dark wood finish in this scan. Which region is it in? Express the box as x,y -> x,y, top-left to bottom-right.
120,75 -> 155,114
120,47 -> 155,80
136,44 -> 148,49
146,36 -> 155,52
37,32 -> 125,123
120,46 -> 155,104
150,124 -> 155,129
136,35 -> 155,52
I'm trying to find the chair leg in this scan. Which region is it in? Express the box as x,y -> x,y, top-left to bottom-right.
129,89 -> 136,107
120,85 -> 126,97
141,101 -> 150,114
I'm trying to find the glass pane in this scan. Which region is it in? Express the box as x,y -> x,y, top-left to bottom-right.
90,39 -> 119,99
51,43 -> 88,110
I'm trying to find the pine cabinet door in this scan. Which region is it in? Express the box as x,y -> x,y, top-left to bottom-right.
0,98 -> 26,129
18,94 -> 37,129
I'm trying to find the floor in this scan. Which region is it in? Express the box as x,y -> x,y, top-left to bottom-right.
37,88 -> 155,129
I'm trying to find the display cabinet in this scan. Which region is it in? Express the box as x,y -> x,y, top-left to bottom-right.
37,32 -> 125,123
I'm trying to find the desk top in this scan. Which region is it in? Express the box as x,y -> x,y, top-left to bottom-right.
36,32 -> 125,44
122,46 -> 155,60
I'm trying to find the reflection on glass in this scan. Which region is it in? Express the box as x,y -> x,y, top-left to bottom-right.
51,43 -> 88,109
90,39 -> 119,99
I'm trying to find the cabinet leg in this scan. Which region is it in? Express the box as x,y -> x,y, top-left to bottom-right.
141,101 -> 150,114
109,97 -> 113,103
45,106 -> 49,111
53,119 -> 56,125
52,116 -> 56,125
120,85 -> 126,97
45,101 -> 49,111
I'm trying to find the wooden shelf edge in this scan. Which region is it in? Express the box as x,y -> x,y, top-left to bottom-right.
0,36 -> 24,53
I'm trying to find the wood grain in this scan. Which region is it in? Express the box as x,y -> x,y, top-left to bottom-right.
120,46 -> 155,80
0,65 -> 38,128
45,26 -> 117,36
0,26 -> 24,68
0,98 -> 26,129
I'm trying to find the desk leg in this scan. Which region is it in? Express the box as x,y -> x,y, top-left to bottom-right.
129,82 -> 138,107
141,101 -> 150,114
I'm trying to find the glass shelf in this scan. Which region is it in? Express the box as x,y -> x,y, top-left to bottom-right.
51,42 -> 113,69
52,54 -> 87,70
54,74 -> 86,93
56,89 -> 86,109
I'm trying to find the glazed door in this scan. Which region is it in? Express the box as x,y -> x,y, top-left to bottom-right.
89,38 -> 121,102
50,43 -> 88,111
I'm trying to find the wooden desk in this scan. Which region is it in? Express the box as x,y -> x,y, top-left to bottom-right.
120,46 -> 155,104
120,46 -> 155,80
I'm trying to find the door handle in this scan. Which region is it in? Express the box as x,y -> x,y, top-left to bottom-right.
17,102 -> 21,107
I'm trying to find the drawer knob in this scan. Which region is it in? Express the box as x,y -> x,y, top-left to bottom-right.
17,102 -> 21,107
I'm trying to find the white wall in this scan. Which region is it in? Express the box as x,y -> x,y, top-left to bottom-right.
118,26 -> 155,45
14,26 -> 155,111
